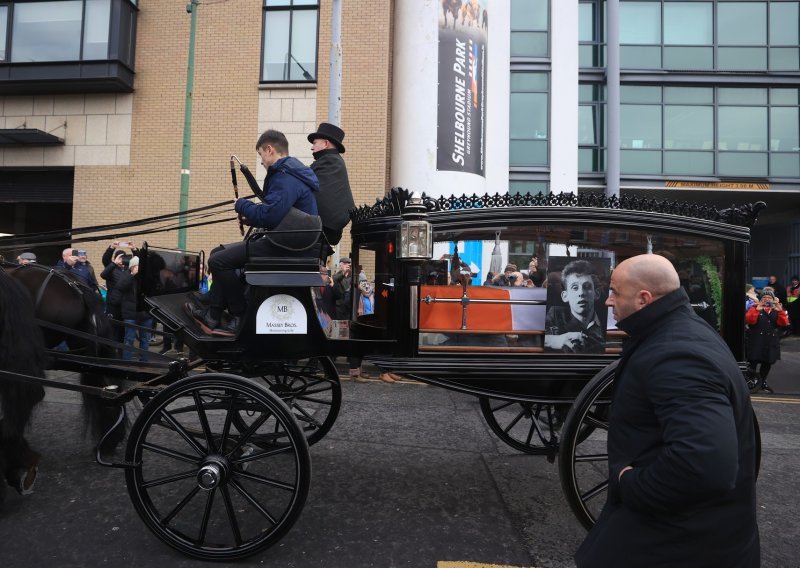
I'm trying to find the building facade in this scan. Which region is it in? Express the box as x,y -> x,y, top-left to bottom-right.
0,0 -> 797,280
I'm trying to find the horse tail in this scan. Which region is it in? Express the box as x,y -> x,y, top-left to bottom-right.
0,271 -> 46,440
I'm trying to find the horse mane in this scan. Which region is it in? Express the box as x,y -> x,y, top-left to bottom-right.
0,269 -> 46,438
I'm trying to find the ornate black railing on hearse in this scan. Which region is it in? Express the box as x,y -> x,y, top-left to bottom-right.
352,187 -> 766,229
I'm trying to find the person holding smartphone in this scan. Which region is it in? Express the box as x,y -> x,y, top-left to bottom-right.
745,289 -> 790,393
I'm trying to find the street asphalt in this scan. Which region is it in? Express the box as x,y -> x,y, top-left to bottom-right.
764,334 -> 800,396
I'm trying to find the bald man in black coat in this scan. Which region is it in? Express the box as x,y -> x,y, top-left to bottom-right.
577,254 -> 759,568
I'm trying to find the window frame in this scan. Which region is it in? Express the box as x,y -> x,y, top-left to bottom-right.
260,0 -> 319,84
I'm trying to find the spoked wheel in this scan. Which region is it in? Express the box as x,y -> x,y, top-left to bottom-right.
559,361 -> 762,530
558,363 -> 616,529
125,373 -> 311,561
252,357 -> 341,446
479,397 -> 570,455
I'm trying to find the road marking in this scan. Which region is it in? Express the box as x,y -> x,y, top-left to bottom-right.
752,396 -> 800,404
438,563 -> 534,568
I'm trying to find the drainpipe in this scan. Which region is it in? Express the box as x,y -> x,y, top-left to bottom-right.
178,1 -> 199,250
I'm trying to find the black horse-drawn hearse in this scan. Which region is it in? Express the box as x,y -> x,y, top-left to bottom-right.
0,188 -> 764,560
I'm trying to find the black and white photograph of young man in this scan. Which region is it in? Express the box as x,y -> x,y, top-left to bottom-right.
544,257 -> 610,353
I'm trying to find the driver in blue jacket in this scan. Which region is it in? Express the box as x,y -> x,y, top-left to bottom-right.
187,129 -> 321,336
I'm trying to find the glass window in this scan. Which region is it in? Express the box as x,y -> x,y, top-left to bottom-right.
664,2 -> 712,45
621,45 -> 661,68
663,46 -> 714,69
0,6 -> 7,61
511,0 -> 548,57
580,0 -> 604,67
261,0 -> 318,82
620,2 -> 660,44
510,73 -> 549,167
718,152 -> 767,176
579,83 -> 605,173
665,106 -> 713,150
417,223 -> 726,352
621,105 -> 661,149
718,47 -> 767,70
511,73 -> 548,92
12,1 -> 83,62
579,105 -> 598,145
510,181 -> 549,195
579,2 -> 594,42
586,86 -> 798,179
718,107 -> 767,151
664,87 -> 713,105
510,140 -> 548,166
83,0 -> 111,60
772,88 -> 800,106
511,92 -> 548,140
770,107 -> 799,152
770,2 -> 799,45
664,151 -> 714,175
771,154 -> 800,177
511,33 -> 549,57
718,2 -> 766,46
719,88 -> 767,105
621,86 -> 661,104
621,149 -> 661,173
770,47 -> 800,70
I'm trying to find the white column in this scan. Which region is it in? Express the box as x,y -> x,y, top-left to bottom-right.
485,1 -> 511,195
549,0 -> 579,194
391,1 -> 488,199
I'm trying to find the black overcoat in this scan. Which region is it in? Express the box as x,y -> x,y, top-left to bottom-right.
576,288 -> 759,568
746,309 -> 783,363
310,149 -> 355,245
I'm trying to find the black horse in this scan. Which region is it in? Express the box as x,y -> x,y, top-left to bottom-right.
1,261 -> 123,449
0,269 -> 46,502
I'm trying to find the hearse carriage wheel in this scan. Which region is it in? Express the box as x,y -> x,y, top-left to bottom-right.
250,357 -> 341,447
125,373 -> 311,560
479,397 -> 571,455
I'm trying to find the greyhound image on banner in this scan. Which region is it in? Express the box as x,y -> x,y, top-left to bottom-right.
437,0 -> 488,176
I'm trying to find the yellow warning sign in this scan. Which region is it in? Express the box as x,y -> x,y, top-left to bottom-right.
665,181 -> 769,190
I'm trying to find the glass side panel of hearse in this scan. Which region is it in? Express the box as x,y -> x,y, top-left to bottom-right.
418,224 -> 725,354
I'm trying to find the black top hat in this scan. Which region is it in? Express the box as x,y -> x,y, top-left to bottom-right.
307,122 -> 346,153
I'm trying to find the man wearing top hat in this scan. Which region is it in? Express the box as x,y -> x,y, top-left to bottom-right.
308,122 -> 356,249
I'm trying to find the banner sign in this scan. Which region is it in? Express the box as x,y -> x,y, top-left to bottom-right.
437,0 -> 488,176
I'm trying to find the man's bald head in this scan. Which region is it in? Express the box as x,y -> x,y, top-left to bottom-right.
607,254 -> 681,323
618,254 -> 681,300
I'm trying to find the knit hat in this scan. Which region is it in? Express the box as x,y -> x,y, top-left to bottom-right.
113,249 -> 126,260
128,256 -> 140,269
504,263 -> 517,273
358,272 -> 368,282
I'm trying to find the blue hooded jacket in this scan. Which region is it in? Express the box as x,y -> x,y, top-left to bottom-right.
234,156 -> 319,229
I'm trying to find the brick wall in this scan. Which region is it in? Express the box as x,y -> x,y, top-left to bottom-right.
74,0 -> 261,262
316,0 -> 394,264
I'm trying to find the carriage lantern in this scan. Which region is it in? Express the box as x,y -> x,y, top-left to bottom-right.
397,192 -> 433,261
